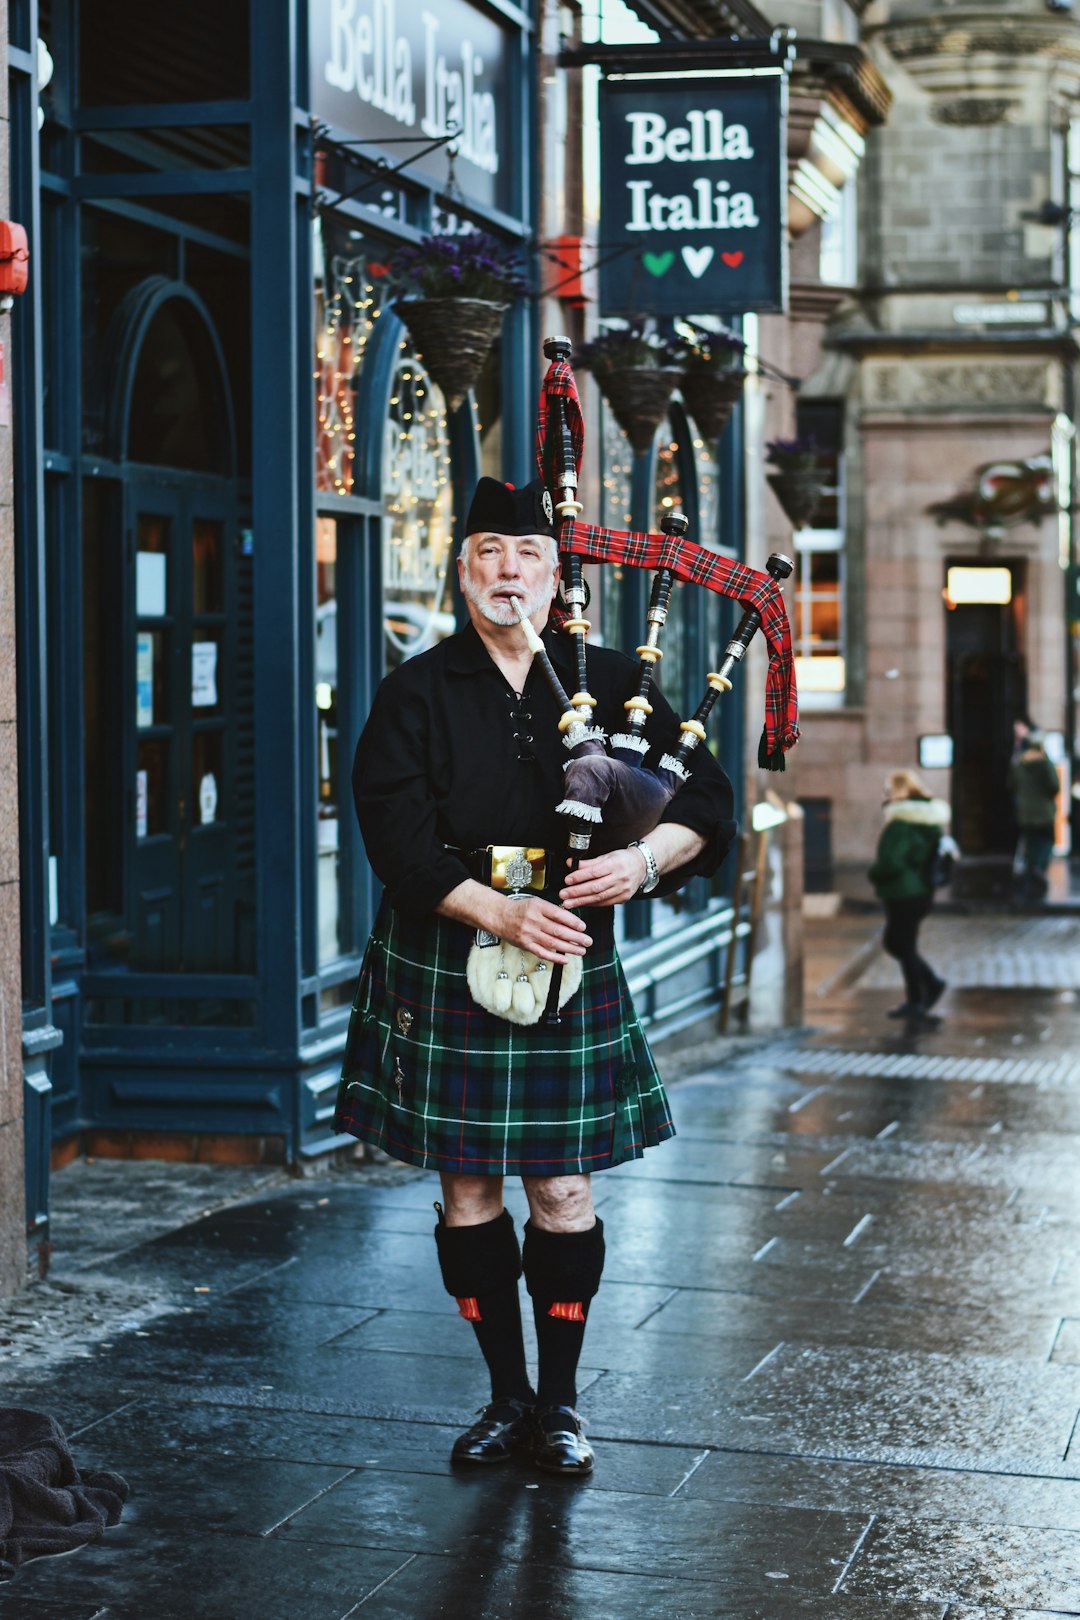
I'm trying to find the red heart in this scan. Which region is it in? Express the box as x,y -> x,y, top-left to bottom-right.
721,252 -> 744,269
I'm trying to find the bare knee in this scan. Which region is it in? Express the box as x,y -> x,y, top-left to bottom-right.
439,1172 -> 505,1227
523,1174 -> 594,1233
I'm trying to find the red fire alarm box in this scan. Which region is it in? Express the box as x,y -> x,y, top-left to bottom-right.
544,235 -> 589,307
0,222 -> 30,297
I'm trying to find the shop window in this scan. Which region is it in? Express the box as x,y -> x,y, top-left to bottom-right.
597,401 -> 634,646
382,343 -> 454,671
653,420 -> 689,710
793,401 -> 846,708
83,478 -> 124,925
316,517 -> 342,967
128,304 -> 227,473
820,182 -> 858,288
475,340 -> 504,483
314,221 -> 394,495
79,0 -> 249,106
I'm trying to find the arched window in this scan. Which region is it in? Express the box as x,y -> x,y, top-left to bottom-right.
105,277 -> 236,474
382,340 -> 455,671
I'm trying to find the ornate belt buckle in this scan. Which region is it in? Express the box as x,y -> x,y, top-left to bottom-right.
488,845 -> 547,894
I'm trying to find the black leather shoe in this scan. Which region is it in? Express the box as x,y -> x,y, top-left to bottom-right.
923,974 -> 946,1011
887,1002 -> 919,1019
451,1397 -> 534,1465
532,1406 -> 594,1476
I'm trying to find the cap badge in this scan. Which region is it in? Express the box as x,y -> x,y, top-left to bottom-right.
542,489 -> 554,523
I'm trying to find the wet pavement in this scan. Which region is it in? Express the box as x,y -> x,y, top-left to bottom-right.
4,906 -> 1080,1617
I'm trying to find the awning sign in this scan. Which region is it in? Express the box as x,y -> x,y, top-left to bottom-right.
310,0 -> 511,213
599,71 -> 786,317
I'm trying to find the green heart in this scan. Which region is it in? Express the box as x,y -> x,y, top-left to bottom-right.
643,252 -> 675,278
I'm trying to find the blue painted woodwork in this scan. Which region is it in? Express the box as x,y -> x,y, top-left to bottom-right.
12,0 -> 753,1222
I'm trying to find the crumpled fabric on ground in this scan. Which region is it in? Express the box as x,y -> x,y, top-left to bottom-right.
0,1408 -> 129,1578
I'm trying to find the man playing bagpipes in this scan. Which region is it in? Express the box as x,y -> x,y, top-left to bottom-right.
334,340 -> 797,1477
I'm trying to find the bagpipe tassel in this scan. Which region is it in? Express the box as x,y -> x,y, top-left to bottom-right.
758,727 -> 787,773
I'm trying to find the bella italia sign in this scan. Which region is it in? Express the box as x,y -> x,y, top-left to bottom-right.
599,70 -> 786,317
310,0 -> 510,212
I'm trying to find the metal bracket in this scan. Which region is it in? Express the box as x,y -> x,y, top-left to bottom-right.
310,119 -> 461,216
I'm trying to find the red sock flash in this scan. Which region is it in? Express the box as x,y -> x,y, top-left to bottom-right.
547,1301 -> 585,1322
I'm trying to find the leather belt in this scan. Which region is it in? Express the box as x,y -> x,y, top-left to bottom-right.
448,844 -> 551,893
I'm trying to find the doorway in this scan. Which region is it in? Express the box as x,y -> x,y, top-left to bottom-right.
84,278 -> 250,983
945,559 -> 1027,855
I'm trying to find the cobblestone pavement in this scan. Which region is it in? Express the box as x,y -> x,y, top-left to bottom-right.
2,909 -> 1080,1618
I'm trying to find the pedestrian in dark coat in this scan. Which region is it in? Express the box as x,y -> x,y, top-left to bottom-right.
1008,730 -> 1059,902
335,477 -> 736,1477
868,769 -> 950,1020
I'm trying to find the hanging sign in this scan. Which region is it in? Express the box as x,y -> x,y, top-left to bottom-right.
599,71 -> 786,317
310,0 -> 510,212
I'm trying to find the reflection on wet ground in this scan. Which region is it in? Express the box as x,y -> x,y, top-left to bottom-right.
3,910 -> 1080,1617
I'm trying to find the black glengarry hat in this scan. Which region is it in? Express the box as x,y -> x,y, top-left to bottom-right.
465,476 -> 557,539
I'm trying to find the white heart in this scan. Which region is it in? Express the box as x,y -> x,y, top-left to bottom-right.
682,245 -> 715,279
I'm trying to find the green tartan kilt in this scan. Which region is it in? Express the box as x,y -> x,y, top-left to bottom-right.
334,896 -> 675,1177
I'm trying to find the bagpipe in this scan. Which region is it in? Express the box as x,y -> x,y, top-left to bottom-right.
519,335 -> 800,1026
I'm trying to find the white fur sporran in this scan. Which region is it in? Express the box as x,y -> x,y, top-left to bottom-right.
466,940 -> 583,1025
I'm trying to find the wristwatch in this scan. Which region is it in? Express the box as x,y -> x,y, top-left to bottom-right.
629,838 -> 660,895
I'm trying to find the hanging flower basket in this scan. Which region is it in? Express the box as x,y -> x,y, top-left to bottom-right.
765,438 -> 831,528
577,326 -> 687,457
599,366 -> 684,456
390,231 -> 527,413
395,297 -> 508,413
680,369 -> 748,442
678,324 -> 748,442
766,468 -> 829,528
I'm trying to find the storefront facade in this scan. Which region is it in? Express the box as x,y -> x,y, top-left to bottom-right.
14,0 -> 759,1234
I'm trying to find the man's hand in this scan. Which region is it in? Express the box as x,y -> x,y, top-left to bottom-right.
436,880 -> 592,965
496,895 -> 593,964
560,823 -> 708,910
561,849 -> 646,909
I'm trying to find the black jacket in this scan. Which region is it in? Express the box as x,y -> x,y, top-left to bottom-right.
353,622 -> 737,931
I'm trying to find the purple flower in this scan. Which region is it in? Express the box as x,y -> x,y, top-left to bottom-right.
393,230 -> 528,301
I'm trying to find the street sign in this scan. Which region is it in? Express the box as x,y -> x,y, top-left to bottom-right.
599,70 -> 786,317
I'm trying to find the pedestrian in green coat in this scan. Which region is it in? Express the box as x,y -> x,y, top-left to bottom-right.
1008,730 -> 1059,903
868,769 -> 950,1020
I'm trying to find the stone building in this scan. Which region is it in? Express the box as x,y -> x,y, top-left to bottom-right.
759,0 -> 1079,878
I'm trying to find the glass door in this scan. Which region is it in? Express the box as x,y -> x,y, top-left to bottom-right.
126,482 -> 236,973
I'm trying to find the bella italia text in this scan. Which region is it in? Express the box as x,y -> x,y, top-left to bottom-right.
323,0 -> 500,175
623,110 -> 759,231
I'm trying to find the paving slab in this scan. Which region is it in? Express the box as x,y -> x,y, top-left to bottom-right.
4,907 -> 1080,1614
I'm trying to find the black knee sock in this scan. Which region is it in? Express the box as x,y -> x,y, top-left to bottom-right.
522,1218 -> 606,1410
434,1207 -> 533,1405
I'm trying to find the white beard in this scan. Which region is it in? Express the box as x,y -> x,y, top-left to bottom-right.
461,563 -> 555,627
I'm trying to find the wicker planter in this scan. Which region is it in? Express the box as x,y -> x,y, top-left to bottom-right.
679,368 -> 747,441
395,297 -> 508,412
593,366 -> 682,456
766,467 -> 829,529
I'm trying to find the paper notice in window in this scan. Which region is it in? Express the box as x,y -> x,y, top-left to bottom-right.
136,633 -> 154,727
192,641 -> 218,708
136,551 -> 167,617
135,769 -> 148,840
